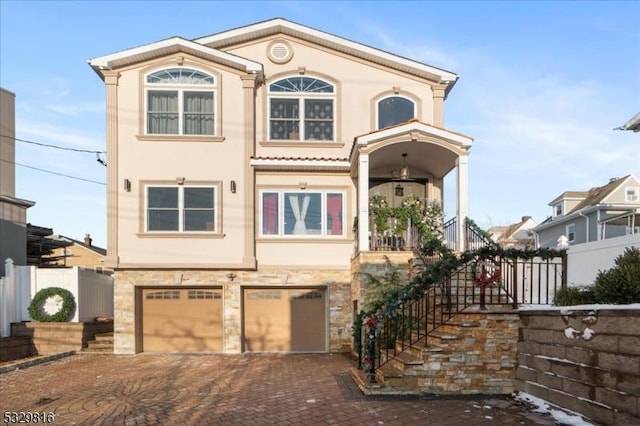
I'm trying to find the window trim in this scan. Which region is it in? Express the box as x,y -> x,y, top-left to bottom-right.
375,95 -> 416,130
566,223 -> 576,243
259,189 -> 346,239
266,74 -> 337,143
139,180 -> 223,237
138,63 -> 224,142
554,203 -> 563,217
625,186 -> 639,202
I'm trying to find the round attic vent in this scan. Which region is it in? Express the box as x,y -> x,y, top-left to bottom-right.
267,40 -> 293,64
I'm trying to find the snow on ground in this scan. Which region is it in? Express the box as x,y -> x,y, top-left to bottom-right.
515,392 -> 594,426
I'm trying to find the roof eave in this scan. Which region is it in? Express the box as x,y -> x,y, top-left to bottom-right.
88,37 -> 263,75
195,18 -> 458,85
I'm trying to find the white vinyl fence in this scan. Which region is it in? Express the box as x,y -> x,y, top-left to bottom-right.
566,233 -> 640,287
0,258 -> 113,337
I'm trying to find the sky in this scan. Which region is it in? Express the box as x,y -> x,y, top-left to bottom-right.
0,0 -> 638,249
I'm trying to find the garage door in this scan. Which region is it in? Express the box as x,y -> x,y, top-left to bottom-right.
243,288 -> 326,352
141,288 -> 223,352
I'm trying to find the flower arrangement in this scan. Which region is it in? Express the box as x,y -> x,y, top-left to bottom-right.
369,194 -> 388,209
400,194 -> 423,210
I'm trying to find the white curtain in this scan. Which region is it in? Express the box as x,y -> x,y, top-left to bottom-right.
148,91 -> 178,134
184,92 -> 214,135
289,194 -> 311,234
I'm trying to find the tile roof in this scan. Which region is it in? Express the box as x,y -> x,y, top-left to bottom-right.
250,156 -> 348,161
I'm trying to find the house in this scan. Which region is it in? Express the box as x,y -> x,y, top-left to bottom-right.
88,18 -> 473,354
489,216 -> 537,249
47,234 -> 109,273
532,175 -> 640,249
0,88 -> 35,276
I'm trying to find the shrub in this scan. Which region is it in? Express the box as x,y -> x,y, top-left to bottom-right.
554,286 -> 596,306
592,247 -> 640,304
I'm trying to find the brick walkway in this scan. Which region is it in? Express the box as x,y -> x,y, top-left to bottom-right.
0,354 -> 555,425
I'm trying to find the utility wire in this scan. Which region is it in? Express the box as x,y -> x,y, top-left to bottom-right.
0,158 -> 106,186
0,134 -> 106,154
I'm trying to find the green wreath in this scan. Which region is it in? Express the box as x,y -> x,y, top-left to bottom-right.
28,287 -> 76,322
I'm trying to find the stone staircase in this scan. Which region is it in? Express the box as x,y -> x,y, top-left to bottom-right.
351,306 -> 520,396
82,332 -> 114,354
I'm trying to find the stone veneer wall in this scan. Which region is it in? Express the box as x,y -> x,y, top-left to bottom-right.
416,309 -> 520,395
517,309 -> 640,425
114,268 -> 351,354
0,336 -> 31,362
10,322 -> 113,355
350,252 -> 413,309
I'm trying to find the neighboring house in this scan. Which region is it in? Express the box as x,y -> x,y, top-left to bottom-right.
47,234 -> 109,273
88,18 -> 473,354
0,88 -> 35,276
533,175 -> 640,249
489,216 -> 537,249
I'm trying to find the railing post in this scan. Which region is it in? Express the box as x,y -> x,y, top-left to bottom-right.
512,258 -> 518,309
561,253 -> 568,289
365,320 -> 377,383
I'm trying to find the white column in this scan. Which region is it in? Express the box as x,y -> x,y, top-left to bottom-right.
358,152 -> 370,252
456,155 -> 469,252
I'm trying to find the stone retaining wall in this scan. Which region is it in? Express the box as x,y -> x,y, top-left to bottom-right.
10,321 -> 113,355
0,336 -> 31,362
517,308 -> 640,425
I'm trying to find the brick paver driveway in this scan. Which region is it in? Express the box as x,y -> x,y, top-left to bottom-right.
0,354 -> 554,425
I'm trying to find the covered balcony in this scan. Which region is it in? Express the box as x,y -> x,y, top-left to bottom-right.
350,120 -> 473,254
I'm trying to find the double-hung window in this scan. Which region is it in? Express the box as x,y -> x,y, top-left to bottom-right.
269,76 -> 335,141
147,186 -> 216,232
146,68 -> 215,135
261,190 -> 344,237
377,96 -> 415,129
566,224 -> 576,243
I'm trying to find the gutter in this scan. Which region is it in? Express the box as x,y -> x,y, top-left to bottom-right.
578,211 -> 589,243
533,203 -> 637,233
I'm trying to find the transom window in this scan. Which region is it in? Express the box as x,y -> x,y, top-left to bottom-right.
268,76 -> 335,141
146,186 -> 216,232
377,96 -> 415,129
145,67 -> 215,136
261,190 -> 344,237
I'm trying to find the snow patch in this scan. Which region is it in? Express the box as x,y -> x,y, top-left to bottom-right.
515,392 -> 594,426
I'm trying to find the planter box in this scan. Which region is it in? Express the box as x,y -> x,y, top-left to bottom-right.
10,321 -> 113,355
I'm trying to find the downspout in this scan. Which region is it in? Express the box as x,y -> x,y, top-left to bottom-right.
578,211 -> 589,243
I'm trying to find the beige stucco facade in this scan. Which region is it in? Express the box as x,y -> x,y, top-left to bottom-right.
88,19 -> 473,354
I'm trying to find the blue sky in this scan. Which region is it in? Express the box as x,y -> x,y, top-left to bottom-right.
1,1 -> 638,249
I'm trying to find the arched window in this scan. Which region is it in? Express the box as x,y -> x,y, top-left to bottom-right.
145,68 -> 216,135
268,76 -> 335,141
377,96 -> 415,129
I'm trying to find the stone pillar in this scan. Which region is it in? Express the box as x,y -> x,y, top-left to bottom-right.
456,155 -> 469,252
358,152 -> 370,252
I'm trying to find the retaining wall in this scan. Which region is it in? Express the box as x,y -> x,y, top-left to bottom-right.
517,308 -> 640,425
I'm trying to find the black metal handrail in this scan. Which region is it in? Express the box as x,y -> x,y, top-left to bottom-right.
361,250 -> 567,376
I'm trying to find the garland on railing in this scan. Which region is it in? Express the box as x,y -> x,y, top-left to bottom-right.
353,236 -> 566,344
